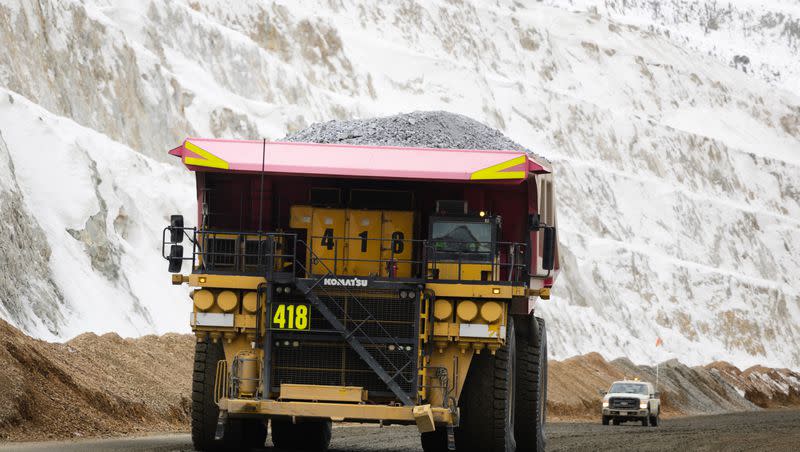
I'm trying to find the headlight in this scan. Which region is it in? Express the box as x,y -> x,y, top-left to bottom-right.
602,401 -> 609,408
640,401 -> 648,409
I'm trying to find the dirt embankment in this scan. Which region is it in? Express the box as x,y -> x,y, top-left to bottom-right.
547,352 -> 800,420
0,319 -> 193,441
1,320 -> 799,442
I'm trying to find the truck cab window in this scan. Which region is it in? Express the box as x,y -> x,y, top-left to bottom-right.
430,220 -> 494,262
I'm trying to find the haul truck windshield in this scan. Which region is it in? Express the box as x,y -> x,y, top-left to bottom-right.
162,138 -> 559,452
431,220 -> 493,257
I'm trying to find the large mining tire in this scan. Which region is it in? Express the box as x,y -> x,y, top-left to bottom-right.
192,339 -> 225,451
455,316 -> 517,452
271,418 -> 332,451
514,316 -> 548,452
191,339 -> 267,451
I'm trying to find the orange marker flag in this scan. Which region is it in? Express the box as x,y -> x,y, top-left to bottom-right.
655,337 -> 663,347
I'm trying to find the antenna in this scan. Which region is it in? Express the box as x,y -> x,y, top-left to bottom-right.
258,138 -> 266,232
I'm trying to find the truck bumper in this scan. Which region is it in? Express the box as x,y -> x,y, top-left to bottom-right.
603,408 -> 649,418
220,398 -> 456,427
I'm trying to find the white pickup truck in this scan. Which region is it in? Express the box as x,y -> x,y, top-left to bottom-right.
601,380 -> 661,426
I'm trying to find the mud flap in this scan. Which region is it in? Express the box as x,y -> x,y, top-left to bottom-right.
214,411 -> 227,441
446,425 -> 456,451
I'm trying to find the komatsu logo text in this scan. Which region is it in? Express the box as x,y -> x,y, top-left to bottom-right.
322,277 -> 368,287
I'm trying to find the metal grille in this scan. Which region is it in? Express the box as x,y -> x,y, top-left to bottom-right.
609,397 -> 640,409
270,287 -> 418,397
272,342 -> 415,395
272,289 -> 417,338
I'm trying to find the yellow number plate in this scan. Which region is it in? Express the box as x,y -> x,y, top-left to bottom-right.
271,303 -> 310,331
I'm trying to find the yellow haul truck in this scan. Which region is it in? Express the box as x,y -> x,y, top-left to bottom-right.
163,138 -> 559,452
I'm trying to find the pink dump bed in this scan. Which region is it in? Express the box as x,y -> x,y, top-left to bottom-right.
169,138 -> 550,182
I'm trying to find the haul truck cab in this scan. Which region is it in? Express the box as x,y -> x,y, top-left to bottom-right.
163,139 -> 559,452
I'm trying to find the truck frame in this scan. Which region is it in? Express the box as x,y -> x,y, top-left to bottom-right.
163,138 -> 559,452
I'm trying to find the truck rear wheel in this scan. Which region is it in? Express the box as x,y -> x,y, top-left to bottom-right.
514,316 -> 547,452
455,316 -> 517,452
271,418 -> 332,451
191,339 -> 267,451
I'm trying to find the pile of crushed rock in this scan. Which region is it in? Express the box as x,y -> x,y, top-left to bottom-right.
283,111 -> 546,162
0,319 -> 193,441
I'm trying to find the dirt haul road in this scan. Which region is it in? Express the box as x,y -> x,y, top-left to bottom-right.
2,409 -> 798,452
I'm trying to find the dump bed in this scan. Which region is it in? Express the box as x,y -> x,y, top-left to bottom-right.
168,138 -> 559,286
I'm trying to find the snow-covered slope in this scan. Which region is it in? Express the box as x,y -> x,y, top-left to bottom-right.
543,0 -> 800,92
0,0 -> 798,369
0,90 -> 194,339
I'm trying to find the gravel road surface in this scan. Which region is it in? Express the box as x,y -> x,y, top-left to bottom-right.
2,410 -> 798,451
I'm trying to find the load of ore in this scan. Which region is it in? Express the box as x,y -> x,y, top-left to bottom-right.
282,111 -> 543,160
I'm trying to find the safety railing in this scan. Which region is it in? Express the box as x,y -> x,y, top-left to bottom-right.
305,234 -> 528,283
162,227 -> 298,276
304,234 -> 426,279
163,227 -> 528,282
214,359 -> 229,404
426,239 -> 528,283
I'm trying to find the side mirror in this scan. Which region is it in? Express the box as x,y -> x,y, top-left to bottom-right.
168,245 -> 184,273
542,226 -> 556,270
169,215 -> 184,244
598,390 -> 607,396
528,213 -> 541,231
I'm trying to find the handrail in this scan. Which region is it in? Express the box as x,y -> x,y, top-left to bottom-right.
163,227 -> 529,282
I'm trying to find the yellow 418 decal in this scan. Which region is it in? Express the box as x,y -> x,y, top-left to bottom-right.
272,303 -> 310,330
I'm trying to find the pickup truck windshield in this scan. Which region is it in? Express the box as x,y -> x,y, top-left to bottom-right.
610,383 -> 648,395
430,221 -> 493,262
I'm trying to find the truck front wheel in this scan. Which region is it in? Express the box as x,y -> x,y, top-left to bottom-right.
455,316 -> 517,452
191,339 -> 267,451
602,415 -> 609,425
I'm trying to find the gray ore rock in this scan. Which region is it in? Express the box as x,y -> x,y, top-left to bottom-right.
282,111 -> 546,161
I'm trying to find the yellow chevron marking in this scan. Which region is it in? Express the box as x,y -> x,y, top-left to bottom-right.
469,155 -> 526,180
184,141 -> 230,170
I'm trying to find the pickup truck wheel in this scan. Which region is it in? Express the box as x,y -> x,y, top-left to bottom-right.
456,317 -> 517,452
514,316 -> 547,452
602,416 -> 609,426
641,417 -> 648,427
649,414 -> 659,427
271,418 -> 332,451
